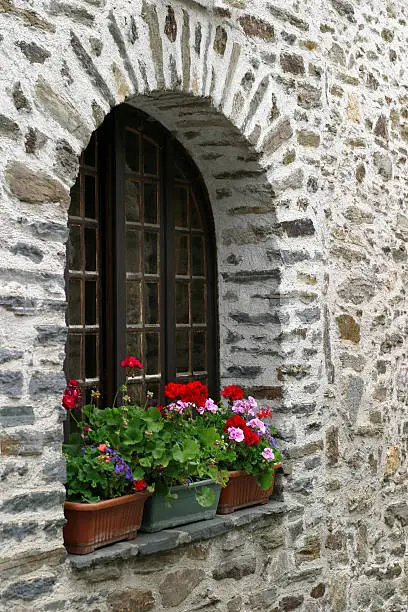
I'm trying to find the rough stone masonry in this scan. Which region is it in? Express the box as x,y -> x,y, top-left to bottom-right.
1,0 -> 408,609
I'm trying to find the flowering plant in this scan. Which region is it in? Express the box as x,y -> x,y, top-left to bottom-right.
65,444 -> 147,503
62,369 -> 152,503
204,387 -> 282,490
62,364 -> 229,507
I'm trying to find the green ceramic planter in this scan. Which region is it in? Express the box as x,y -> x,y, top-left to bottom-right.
140,479 -> 222,532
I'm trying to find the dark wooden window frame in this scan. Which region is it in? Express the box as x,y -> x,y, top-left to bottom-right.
66,104 -> 219,405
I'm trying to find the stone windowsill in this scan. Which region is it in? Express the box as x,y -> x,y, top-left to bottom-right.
68,500 -> 286,570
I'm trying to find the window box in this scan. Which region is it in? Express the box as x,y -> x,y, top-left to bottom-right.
63,491 -> 151,554
217,463 -> 282,515
141,479 -> 221,533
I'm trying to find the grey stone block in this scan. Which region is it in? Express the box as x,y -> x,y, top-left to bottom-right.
0,405 -> 34,427
2,576 -> 56,601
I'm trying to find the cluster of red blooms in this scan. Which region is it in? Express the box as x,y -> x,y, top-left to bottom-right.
120,356 -> 143,369
62,379 -> 82,411
257,407 -> 273,419
133,479 -> 148,491
164,381 -> 209,408
221,385 -> 244,401
224,415 -> 260,446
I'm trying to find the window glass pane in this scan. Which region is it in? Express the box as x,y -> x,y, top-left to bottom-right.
190,196 -> 203,229
143,138 -> 158,175
191,280 -> 205,324
193,333 -> 206,373
174,163 -> 186,181
125,180 -> 140,222
144,232 -> 159,274
70,177 -> 81,216
127,332 -> 142,360
144,183 -> 158,224
191,236 -> 205,276
145,333 -> 159,375
68,279 -> 81,325
83,133 -> 96,167
145,282 -> 159,325
174,187 -> 189,228
68,226 -> 81,271
126,129 -> 140,172
126,229 -> 141,274
127,281 -> 142,326
176,330 -> 190,374
84,228 -> 97,271
84,175 -> 96,219
85,334 -> 97,378
176,282 -> 189,324
175,234 -> 189,276
67,335 -> 82,380
85,281 -> 97,325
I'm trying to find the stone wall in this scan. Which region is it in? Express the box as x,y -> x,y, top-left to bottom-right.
1,0 -> 408,609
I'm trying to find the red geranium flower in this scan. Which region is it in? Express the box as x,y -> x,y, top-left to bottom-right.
222,385 -> 244,401
224,414 -> 247,432
62,379 -> 82,411
243,428 -> 260,446
158,405 -> 167,419
133,479 -> 147,491
164,381 -> 208,407
257,407 -> 273,419
120,356 -> 143,369
62,393 -> 76,410
164,382 -> 183,400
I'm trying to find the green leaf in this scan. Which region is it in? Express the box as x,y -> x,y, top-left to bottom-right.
122,426 -> 143,445
151,440 -> 166,459
132,466 -> 145,480
139,456 -> 152,467
195,486 -> 215,508
172,446 -> 184,463
198,427 -> 218,445
258,470 -> 273,491
182,439 -> 200,461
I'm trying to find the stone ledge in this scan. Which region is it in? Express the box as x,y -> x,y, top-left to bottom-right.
68,501 -> 286,570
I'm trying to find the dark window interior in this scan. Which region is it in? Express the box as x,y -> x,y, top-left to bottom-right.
65,105 -> 218,407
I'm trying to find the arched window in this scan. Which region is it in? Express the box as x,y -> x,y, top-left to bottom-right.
65,105 -> 218,405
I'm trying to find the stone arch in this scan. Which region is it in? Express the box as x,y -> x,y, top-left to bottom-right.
1,1 -> 320,414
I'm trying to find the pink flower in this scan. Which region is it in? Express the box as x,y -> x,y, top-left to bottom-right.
231,400 -> 245,414
204,398 -> 218,413
168,400 -> 193,415
98,444 -> 107,452
247,418 -> 266,434
228,427 -> 245,442
262,447 -> 275,461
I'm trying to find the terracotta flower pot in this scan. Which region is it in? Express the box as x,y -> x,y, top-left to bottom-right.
63,491 -> 151,554
217,463 -> 282,515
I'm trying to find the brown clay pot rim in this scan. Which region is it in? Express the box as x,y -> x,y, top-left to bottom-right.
227,463 -> 283,479
64,491 -> 151,511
